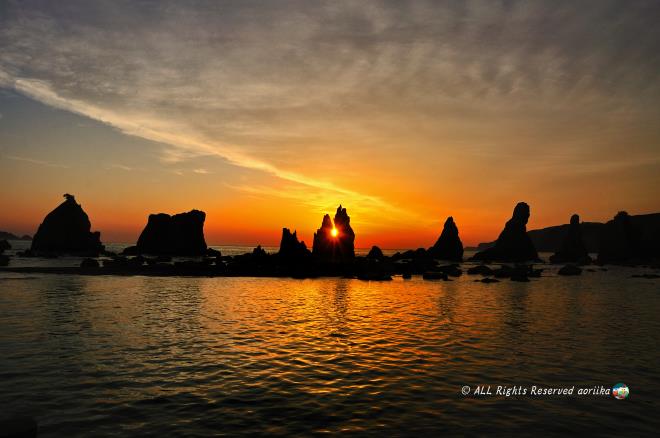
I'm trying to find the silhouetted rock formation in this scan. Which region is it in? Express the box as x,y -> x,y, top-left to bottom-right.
30,194 -> 104,255
0,240 -> 10,252
367,246 -> 384,260
597,211 -> 643,264
0,231 -> 31,240
549,214 -> 592,264
0,254 -> 8,266
252,245 -> 267,257
135,210 -> 207,255
312,205 -> 355,263
472,202 -> 539,262
428,216 -> 463,261
278,228 -> 310,261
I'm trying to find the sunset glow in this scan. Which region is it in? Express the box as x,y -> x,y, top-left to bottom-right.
0,1 -> 658,248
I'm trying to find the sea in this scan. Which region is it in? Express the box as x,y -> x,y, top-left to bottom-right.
1,240 -> 659,436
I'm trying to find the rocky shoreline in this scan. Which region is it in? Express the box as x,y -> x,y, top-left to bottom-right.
2,194 -> 659,281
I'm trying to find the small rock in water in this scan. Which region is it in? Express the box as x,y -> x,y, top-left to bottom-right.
467,265 -> 493,276
80,258 -> 99,269
558,265 -> 582,276
423,271 -> 448,281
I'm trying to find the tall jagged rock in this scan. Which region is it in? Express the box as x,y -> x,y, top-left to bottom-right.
136,210 -> 207,255
278,228 -> 310,261
312,205 -> 356,262
597,211 -> 642,264
428,216 -> 463,261
472,202 -> 539,262
31,194 -> 104,255
549,214 -> 591,264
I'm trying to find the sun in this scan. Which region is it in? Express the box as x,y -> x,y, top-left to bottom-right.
331,228 -> 338,237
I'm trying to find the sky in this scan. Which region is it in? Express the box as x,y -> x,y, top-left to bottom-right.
1,0 -> 659,248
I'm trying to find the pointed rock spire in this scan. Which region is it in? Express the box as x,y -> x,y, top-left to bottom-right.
428,216 -> 463,261
472,202 -> 538,262
550,214 -> 591,264
31,194 -> 104,255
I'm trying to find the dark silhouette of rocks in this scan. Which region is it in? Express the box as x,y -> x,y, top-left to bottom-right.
206,248 -> 222,257
472,202 -> 539,262
474,213 -> 660,254
135,210 -> 207,255
252,245 -> 267,257
549,214 -> 592,264
278,228 -> 310,261
491,264 -> 542,279
422,271 -> 449,280
80,258 -> 100,269
467,265 -> 493,276
366,246 -> 384,260
474,277 -> 499,283
0,254 -> 8,266
0,231 -> 32,241
0,240 -> 10,252
30,194 -> 104,255
597,211 -> 643,264
312,205 -> 355,263
428,216 -> 463,261
558,264 -> 582,276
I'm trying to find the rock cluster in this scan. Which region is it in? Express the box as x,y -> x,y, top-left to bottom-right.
472,202 -> 538,262
596,211 -> 642,264
278,228 -> 310,261
366,246 -> 384,260
428,216 -> 463,261
550,214 -> 592,264
134,210 -> 207,255
30,194 -> 104,255
312,205 -> 355,263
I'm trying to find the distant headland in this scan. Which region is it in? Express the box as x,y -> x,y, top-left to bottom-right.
1,194 -> 659,280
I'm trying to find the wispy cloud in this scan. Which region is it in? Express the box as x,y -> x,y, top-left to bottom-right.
6,154 -> 69,168
106,163 -> 133,171
0,0 -> 658,222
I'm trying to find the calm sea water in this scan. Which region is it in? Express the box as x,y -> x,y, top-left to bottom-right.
1,242 -> 659,436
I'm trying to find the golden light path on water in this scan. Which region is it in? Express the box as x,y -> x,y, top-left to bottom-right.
1,268 -> 659,435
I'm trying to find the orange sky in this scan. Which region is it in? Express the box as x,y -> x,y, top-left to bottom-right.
1,1 -> 659,248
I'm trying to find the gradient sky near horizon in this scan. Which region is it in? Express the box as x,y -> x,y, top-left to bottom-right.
1,0 -> 659,248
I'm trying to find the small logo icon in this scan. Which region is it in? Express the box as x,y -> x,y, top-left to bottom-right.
612,383 -> 629,400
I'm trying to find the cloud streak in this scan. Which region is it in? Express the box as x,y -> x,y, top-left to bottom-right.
1,0 -> 659,226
